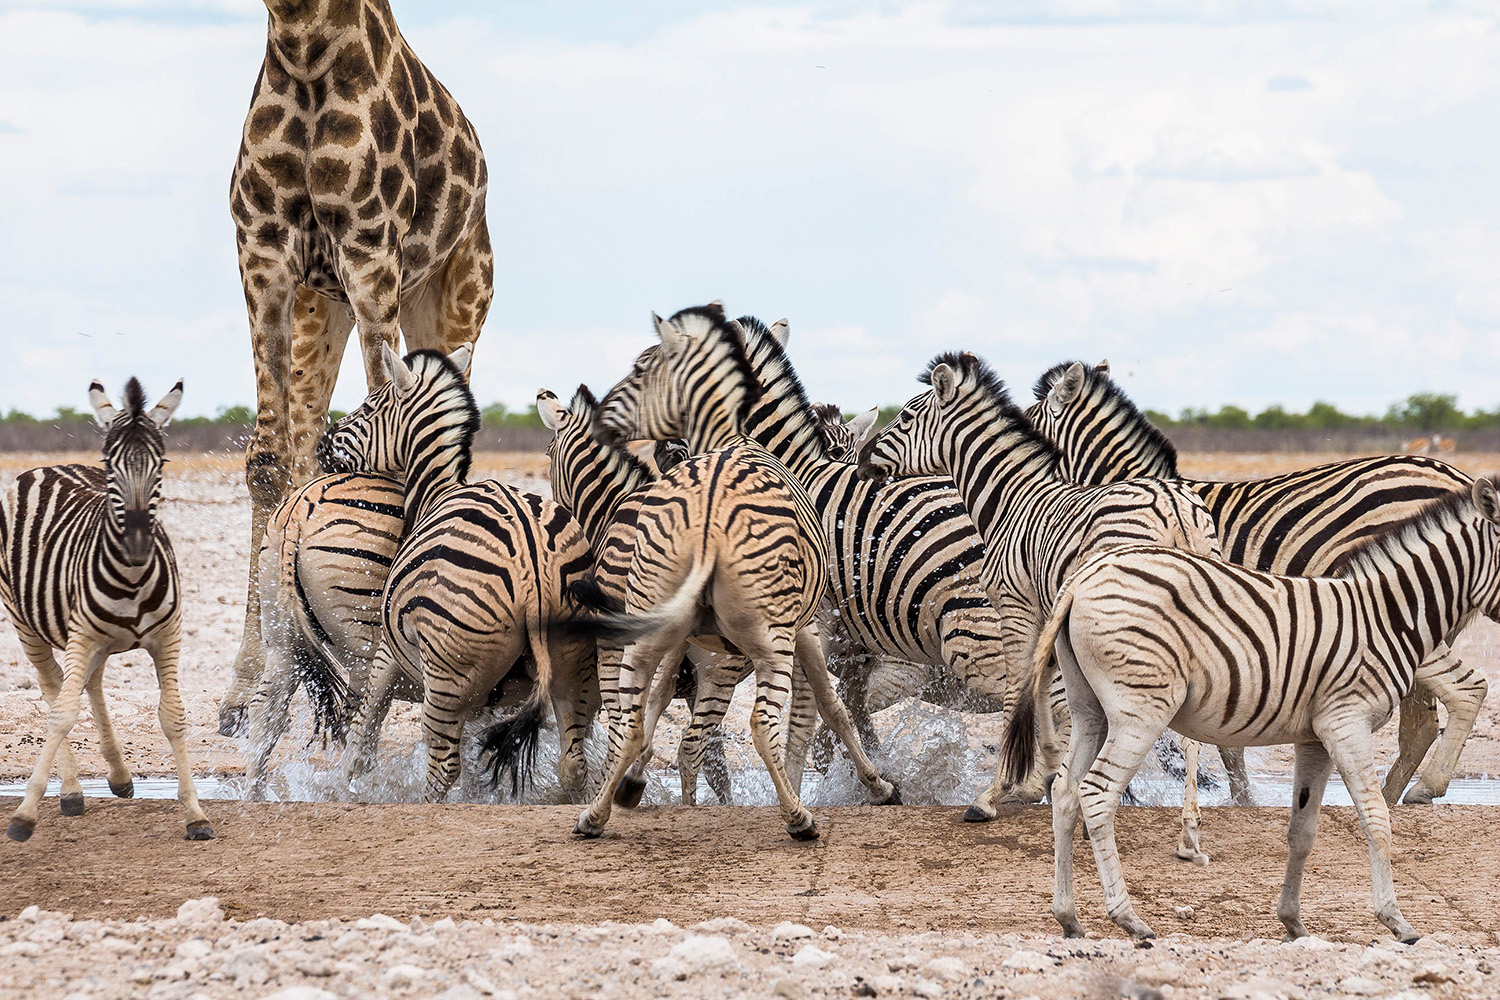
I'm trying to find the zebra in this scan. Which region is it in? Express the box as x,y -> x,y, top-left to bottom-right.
565,303 -> 899,841
857,350 -> 1241,861
1027,359 -> 1476,804
1001,481 -> 1498,943
810,403 -> 879,464
319,344 -> 599,801
537,384 -> 749,806
731,320 -> 1048,816
1,378 -> 213,842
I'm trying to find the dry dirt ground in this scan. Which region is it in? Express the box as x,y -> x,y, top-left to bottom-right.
1,451 -> 1499,999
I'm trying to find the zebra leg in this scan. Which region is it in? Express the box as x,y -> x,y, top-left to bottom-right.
1277,740 -> 1334,940
1316,717 -> 1418,942
782,659 -> 820,792
1078,719 -> 1167,941
1402,650 -> 1487,805
244,652 -> 301,801
550,637 -> 598,802
793,628 -> 898,806
20,633 -> 88,817
1219,745 -> 1252,806
593,640 -> 625,795
1051,685 -> 1107,938
1384,689 -> 1440,803
1176,739 -> 1209,865
8,641 -> 100,841
677,660 -> 742,806
420,689 -> 467,803
84,668 -> 133,803
808,658 -> 872,774
145,627 -> 214,840
749,632 -> 818,840
615,642 -> 683,808
577,631 -> 676,837
342,645 -> 403,784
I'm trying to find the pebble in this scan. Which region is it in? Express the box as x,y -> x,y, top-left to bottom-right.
381,963 -> 428,989
1134,961 -> 1185,985
790,944 -> 836,969
174,897 -> 224,929
175,940 -> 212,961
912,977 -> 944,998
355,914 -> 407,932
645,918 -> 678,935
261,989 -> 338,1000
770,977 -> 807,999
1173,905 -> 1195,921
872,973 -> 906,994
1336,976 -> 1386,996
822,925 -> 843,939
1,941 -> 43,957
651,934 -> 739,979
920,956 -> 968,982
773,921 -> 817,941
693,916 -> 751,935
1002,950 -> 1057,971
494,934 -> 534,960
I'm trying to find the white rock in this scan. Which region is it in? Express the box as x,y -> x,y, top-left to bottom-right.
652,935 -> 739,979
1002,950 -> 1056,972
1284,935 -> 1340,951
791,944 -> 836,970
913,977 -> 944,998
872,974 -> 905,994
262,989 -> 339,1000
355,913 -> 407,932
175,897 -> 224,929
822,925 -> 843,939
332,931 -> 363,953
1337,977 -> 1386,996
494,934 -> 534,960
920,957 -> 968,982
425,986 -> 484,1000
693,916 -> 751,935
463,969 -> 501,995
1,941 -> 43,957
18,905 -> 40,922
1134,961 -> 1185,986
771,978 -> 808,999
382,963 -> 428,989
430,917 -> 457,932
773,921 -> 817,941
1173,905 -> 1195,921
646,917 -> 678,934
175,939 -> 213,961
887,953 -> 925,972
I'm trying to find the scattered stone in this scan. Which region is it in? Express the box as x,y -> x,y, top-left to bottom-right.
912,977 -> 944,998
646,917 -> 677,934
771,977 -> 808,999
823,925 -> 843,940
1173,905 -> 1195,921
494,934 -> 534,960
355,914 -> 406,932
174,897 -> 223,929
791,944 -> 836,970
1413,964 -> 1455,985
651,935 -> 739,979
382,963 -> 428,989
17,905 -> 40,923
886,954 -> 924,972
1284,935 -> 1340,951
1001,950 -> 1056,972
430,917 -> 457,933
425,986 -> 485,1000
693,916 -> 751,935
462,969 -> 500,996
920,957 -> 968,982
1134,961 -> 1185,986
175,939 -> 212,961
773,921 -> 817,941
872,974 -> 905,995
1,941 -> 43,957
1336,977 -> 1385,996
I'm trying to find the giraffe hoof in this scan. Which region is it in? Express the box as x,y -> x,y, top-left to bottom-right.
217,704 -> 248,738
962,804 -> 995,823
60,793 -> 86,816
109,778 -> 135,799
574,812 -> 606,838
184,821 -> 215,841
877,783 -> 902,806
6,819 -> 36,842
613,776 -> 647,809
787,818 -> 820,842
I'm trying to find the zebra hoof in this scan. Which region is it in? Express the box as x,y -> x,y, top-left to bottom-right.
6,819 -> 36,843
109,778 -> 135,799
60,793 -> 86,816
787,818 -> 820,842
184,821 -> 215,841
613,776 -> 647,809
1401,786 -> 1435,805
217,704 -> 247,738
573,811 -> 606,839
962,804 -> 995,823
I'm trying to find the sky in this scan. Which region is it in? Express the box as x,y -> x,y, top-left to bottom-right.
1,0 -> 1498,419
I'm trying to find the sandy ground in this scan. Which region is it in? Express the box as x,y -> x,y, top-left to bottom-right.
1,451 -> 1499,998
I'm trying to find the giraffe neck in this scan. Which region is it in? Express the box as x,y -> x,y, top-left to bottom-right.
264,0 -> 376,82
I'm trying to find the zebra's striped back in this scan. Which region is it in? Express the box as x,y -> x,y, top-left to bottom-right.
1026,360 -> 1473,574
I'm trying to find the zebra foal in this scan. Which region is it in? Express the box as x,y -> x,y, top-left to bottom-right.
1,379 -> 212,842
1002,481 -> 1497,943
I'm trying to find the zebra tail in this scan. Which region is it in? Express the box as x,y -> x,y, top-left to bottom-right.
549,560 -> 713,643
287,555 -> 354,744
477,699 -> 544,797
1001,585 -> 1075,788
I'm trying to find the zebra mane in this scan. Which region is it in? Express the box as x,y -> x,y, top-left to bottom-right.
1029,360 -> 1179,476
104,377 -> 164,452
123,377 -> 146,416
405,349 -> 480,485
1327,489 -> 1474,579
567,382 -> 654,488
736,314 -> 836,467
669,305 -> 763,429
921,351 -> 1064,469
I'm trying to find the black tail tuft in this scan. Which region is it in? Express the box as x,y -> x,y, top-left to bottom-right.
477,701 -> 544,796
290,570 -> 352,744
1000,687 -> 1037,789
569,577 -> 624,613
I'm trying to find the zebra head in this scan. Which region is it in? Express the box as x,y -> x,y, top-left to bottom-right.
318,343 -> 475,479
595,302 -> 762,453
89,377 -> 182,566
857,352 -> 979,481
813,403 -> 879,464
1468,478 -> 1500,620
1026,359 -> 1178,484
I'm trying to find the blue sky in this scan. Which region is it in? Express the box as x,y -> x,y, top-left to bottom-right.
1,0 -> 1498,418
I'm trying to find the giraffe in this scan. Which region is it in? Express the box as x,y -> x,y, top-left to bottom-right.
220,0 -> 494,734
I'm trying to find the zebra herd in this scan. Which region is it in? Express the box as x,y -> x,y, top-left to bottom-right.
1,302 -> 1492,946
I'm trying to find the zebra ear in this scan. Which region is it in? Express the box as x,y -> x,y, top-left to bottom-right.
447,343 -> 474,379
930,364 -> 959,406
1048,362 -> 1087,414
149,380 -> 184,428
1095,358 -> 1111,376
769,319 -> 790,347
381,342 -> 417,394
88,380 -> 118,428
654,312 -> 685,356
704,300 -> 726,320
1473,478 -> 1500,524
537,391 -> 565,432
847,407 -> 879,450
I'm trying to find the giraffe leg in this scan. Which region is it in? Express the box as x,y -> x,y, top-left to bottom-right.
402,218 -> 494,358
1277,740 -> 1334,940
17,631 -> 88,816
224,274 -> 302,736
287,291 -> 355,485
